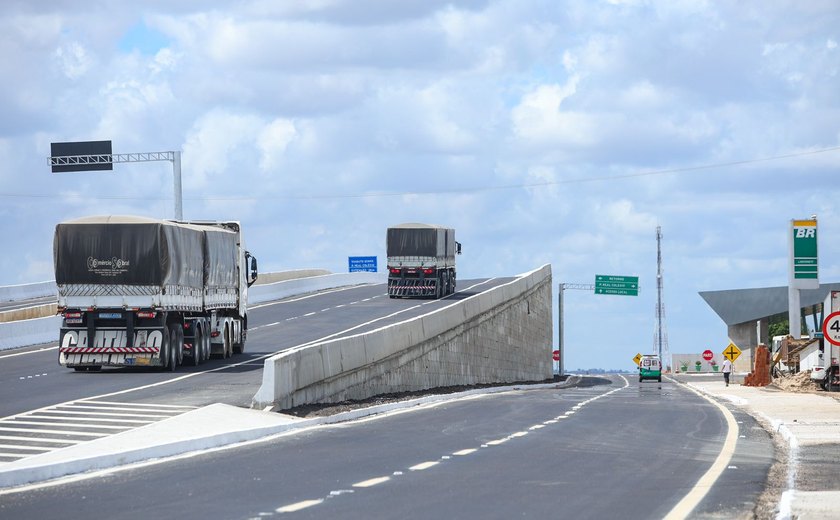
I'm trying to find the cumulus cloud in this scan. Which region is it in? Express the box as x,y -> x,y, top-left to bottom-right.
2,0 -> 840,369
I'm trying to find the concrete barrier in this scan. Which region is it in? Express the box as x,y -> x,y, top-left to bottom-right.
0,281 -> 57,302
249,272 -> 386,304
0,315 -> 62,350
253,264 -> 553,410
253,269 -> 331,285
0,304 -> 58,324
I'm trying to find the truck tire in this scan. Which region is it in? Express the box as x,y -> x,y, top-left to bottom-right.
233,331 -> 245,354
201,326 -> 210,362
166,326 -> 178,372
190,327 -> 202,366
175,325 -> 184,365
223,326 -> 232,359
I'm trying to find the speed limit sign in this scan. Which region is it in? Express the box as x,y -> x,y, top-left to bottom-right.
823,311 -> 840,346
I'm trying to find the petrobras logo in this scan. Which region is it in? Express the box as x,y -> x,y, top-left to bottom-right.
87,256 -> 131,269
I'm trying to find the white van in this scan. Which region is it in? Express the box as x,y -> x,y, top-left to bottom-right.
639,355 -> 662,383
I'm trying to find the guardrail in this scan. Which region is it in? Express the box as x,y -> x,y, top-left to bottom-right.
253,265 -> 553,410
0,271 -> 386,351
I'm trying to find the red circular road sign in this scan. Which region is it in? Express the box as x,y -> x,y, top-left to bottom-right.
702,349 -> 714,361
552,350 -> 560,361
823,311 -> 840,346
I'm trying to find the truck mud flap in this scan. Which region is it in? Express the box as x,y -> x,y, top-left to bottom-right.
388,279 -> 437,298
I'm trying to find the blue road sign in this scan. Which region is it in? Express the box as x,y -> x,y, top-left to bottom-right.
349,256 -> 378,272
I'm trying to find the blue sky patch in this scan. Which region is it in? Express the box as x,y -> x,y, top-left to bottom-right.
118,22 -> 170,55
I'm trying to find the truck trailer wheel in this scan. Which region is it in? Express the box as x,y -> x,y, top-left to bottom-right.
203,328 -> 211,361
190,328 -> 202,367
223,326 -> 232,359
166,326 -> 178,372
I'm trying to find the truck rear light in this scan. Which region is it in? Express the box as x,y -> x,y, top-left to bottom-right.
136,311 -> 156,319
389,268 -> 401,274
211,331 -> 220,338
64,311 -> 83,319
423,268 -> 434,275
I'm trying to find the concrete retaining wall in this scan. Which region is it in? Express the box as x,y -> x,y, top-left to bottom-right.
253,264 -> 553,410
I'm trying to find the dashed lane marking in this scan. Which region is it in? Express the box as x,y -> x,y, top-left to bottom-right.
353,476 -> 390,488
275,499 -> 324,513
269,376 -> 629,516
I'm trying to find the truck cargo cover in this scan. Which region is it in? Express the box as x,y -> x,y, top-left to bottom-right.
387,223 -> 455,257
53,215 -> 235,290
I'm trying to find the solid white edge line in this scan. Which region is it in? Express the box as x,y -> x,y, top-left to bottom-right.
662,381 -> 739,520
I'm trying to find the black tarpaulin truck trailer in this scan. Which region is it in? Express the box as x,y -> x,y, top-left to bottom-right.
54,215 -> 258,371
386,223 -> 461,298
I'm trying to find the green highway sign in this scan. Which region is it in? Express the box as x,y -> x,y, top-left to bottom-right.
594,275 -> 639,296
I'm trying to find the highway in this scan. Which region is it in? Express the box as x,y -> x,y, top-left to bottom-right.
0,279 -> 775,518
0,375 -> 774,519
0,279 -> 512,462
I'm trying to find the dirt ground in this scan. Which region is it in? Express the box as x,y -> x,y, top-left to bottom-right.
769,370 -> 821,392
282,375 -> 566,418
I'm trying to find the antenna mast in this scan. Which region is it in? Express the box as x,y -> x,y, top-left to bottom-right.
655,226 -> 671,370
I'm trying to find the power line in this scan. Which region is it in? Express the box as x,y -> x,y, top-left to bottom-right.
4,145 -> 839,201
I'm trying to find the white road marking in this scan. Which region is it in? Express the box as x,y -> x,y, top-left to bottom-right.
662,380 -> 739,520
0,346 -> 58,359
353,476 -> 390,488
409,461 -> 439,471
529,425 -> 545,430
275,499 -> 323,513
303,312 -> 316,317
453,448 -> 477,456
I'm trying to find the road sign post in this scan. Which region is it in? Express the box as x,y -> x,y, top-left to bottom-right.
49,143 -> 184,219
594,275 -> 639,296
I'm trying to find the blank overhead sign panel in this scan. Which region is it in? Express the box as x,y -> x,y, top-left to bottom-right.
50,140 -> 113,173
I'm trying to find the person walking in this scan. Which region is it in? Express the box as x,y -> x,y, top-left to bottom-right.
722,357 -> 733,387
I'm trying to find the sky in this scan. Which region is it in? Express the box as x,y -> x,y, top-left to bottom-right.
1,1 -> 839,370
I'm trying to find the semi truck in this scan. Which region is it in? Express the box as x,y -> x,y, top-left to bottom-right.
54,215 -> 258,371
387,223 -> 460,298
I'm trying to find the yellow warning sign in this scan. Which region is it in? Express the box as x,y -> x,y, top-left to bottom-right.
633,353 -> 643,366
722,342 -> 741,362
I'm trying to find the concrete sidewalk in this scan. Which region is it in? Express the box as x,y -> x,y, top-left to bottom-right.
680,375 -> 840,519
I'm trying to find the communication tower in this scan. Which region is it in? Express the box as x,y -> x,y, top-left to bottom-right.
655,226 -> 671,371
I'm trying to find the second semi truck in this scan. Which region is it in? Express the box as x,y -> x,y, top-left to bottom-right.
387,223 -> 460,298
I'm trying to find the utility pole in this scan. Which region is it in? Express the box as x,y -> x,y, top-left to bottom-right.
654,226 -> 671,371
558,283 -> 595,375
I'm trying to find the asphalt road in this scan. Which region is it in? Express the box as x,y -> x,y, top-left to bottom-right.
0,279 -> 511,436
0,375 -> 774,519
0,280 -> 775,518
